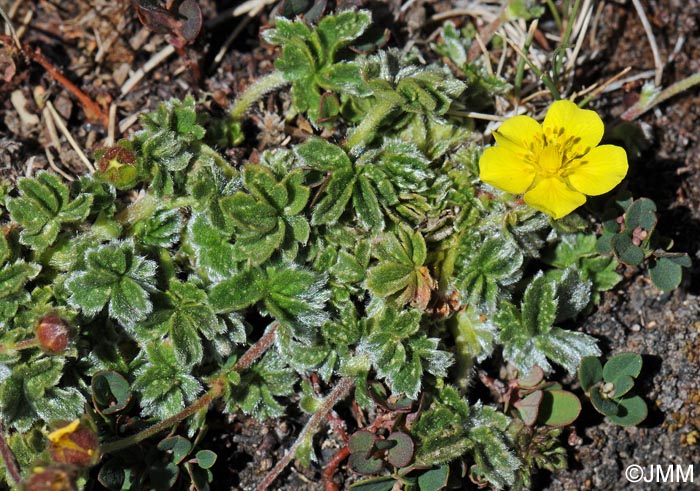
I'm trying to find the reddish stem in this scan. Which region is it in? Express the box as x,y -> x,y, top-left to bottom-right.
25,44 -> 109,127
0,421 -> 21,486
322,446 -> 350,491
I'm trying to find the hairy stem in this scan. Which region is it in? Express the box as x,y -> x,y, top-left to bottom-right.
0,421 -> 21,486
0,338 -> 39,354
345,99 -> 400,154
621,72 -> 700,121
199,143 -> 236,179
255,377 -> 355,491
229,71 -> 289,122
101,324 -> 278,454
115,193 -> 195,227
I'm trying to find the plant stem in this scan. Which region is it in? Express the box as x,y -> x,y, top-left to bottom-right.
229,71 -> 289,122
0,337 -> 39,354
345,99 -> 400,155
101,323 -> 278,454
621,72 -> 700,121
0,421 -> 21,486
115,193 -> 195,227
544,0 -> 563,32
199,143 -> 236,179
101,390 -> 219,454
255,377 -> 355,491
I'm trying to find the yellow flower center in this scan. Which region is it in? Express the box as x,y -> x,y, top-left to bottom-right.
527,128 -> 590,181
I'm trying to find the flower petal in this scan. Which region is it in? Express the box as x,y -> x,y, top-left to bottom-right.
479,146 -> 536,194
493,115 -> 543,154
543,100 -> 604,150
524,177 -> 586,219
567,145 -> 628,195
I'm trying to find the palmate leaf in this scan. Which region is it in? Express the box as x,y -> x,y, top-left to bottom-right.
66,240 -> 157,327
361,307 -> 452,398
186,212 -> 237,281
295,138 -> 355,226
6,171 -> 93,251
144,280 -> 226,367
132,343 -> 203,420
496,274 -> 600,375
209,262 -> 329,343
132,95 -> 206,196
262,11 -> 371,124
454,236 -> 523,313
412,386 -> 519,489
225,352 -> 297,419
0,261 -> 41,324
221,165 -> 310,265
296,138 -> 435,231
0,357 -> 85,432
366,225 -> 435,309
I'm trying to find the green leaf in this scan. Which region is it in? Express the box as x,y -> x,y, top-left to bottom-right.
158,436 -> 193,465
0,232 -> 9,266
649,255 -> 689,291
624,198 -> 657,231
610,375 -> 635,399
264,263 -> 330,342
612,234 -> 644,265
209,268 -> 266,313
226,352 -> 296,419
0,357 -> 85,432
6,171 -> 93,250
590,388 -> 619,416
350,476 -> 395,491
133,343 -> 203,420
417,465 -> 450,491
455,236 -> 523,312
607,395 -> 647,426
521,274 -> 557,335
603,352 -> 642,385
386,432 -> 414,468
91,370 -> 132,416
537,390 -> 581,426
66,240 -> 157,326
195,450 -> 217,469
155,280 -> 225,367
578,356 -> 603,392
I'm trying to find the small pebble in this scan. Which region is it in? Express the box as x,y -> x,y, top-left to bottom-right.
630,323 -> 642,332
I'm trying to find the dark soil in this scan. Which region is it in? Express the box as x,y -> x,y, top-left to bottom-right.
1,1 -> 699,490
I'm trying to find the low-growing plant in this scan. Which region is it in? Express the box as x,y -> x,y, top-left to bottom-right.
579,353 -> 648,426
0,8 -> 689,491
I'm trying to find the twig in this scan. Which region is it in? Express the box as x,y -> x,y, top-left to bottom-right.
565,0 -> 593,73
106,103 -> 117,147
447,110 -> 507,122
0,3 -> 21,49
101,323 -> 279,454
27,45 -> 109,127
631,0 -> 663,87
255,377 -> 355,491
45,148 -> 74,182
0,421 -> 21,486
575,67 -> 631,107
121,44 -> 176,95
46,101 -> 95,173
212,6 -> 259,67
621,72 -> 700,121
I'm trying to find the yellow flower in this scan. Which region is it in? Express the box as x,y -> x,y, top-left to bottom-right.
479,100 -> 628,219
47,419 -> 100,467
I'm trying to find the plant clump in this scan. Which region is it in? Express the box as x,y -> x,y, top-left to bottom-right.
0,8 -> 689,491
